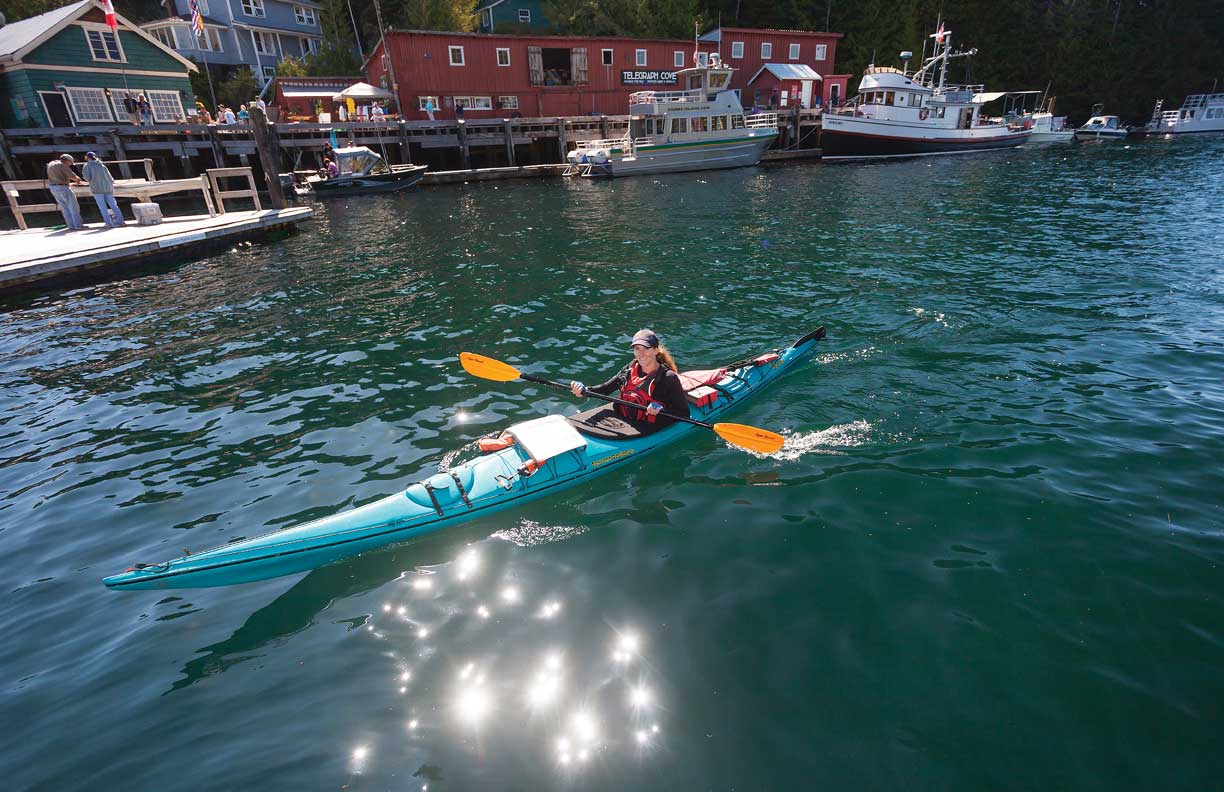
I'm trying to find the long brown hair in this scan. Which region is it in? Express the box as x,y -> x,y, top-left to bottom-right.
655,344 -> 678,373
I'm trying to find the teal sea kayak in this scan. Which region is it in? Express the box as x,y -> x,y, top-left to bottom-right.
104,328 -> 825,590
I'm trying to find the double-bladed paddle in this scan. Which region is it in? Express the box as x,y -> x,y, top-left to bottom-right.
459,352 -> 785,454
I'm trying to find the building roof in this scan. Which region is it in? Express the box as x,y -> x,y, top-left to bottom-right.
0,0 -> 197,71
700,27 -> 843,40
748,63 -> 823,83
0,0 -> 91,60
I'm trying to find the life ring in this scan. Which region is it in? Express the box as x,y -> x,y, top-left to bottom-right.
919,108 -> 929,121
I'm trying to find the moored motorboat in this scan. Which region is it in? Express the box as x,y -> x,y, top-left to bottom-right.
104,328 -> 826,590
1074,106 -> 1130,140
821,23 -> 1030,160
564,54 -> 778,177
307,146 -> 427,195
1139,93 -> 1224,136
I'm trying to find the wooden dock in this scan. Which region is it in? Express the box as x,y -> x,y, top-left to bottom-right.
0,207 -> 312,293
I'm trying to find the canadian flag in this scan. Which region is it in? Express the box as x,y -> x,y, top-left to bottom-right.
100,0 -> 118,31
934,22 -> 948,42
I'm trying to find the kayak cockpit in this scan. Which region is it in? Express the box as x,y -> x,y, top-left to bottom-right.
567,405 -> 651,440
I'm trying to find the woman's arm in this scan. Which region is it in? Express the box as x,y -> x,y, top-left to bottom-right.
585,365 -> 629,396
654,371 -> 691,419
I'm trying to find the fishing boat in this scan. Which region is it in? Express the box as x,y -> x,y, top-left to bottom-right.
1006,93 -> 1074,143
1074,107 -> 1130,140
1140,93 -> 1224,136
307,146 -> 427,195
564,55 -> 778,177
820,24 -> 1030,160
104,328 -> 825,590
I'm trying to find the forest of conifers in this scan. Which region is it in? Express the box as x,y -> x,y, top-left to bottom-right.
7,0 -> 1222,122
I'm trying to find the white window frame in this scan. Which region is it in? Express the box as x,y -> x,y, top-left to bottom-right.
151,27 -> 174,49
498,95 -> 518,109
241,0 -> 265,17
82,25 -> 126,63
110,91 -> 131,121
418,95 -> 439,110
761,42 -> 772,59
147,90 -> 185,122
294,5 -> 316,25
262,65 -> 277,78
697,52 -> 709,67
201,27 -> 223,51
517,8 -> 530,21
789,43 -> 800,60
496,47 -> 510,66
674,50 -> 684,67
454,96 -> 492,110
815,44 -> 827,60
449,45 -> 465,66
253,29 -> 275,55
601,48 -> 613,65
635,49 -> 647,66
64,87 -> 114,122
731,41 -> 744,59
299,36 -> 317,56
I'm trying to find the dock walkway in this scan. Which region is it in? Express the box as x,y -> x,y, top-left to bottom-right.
0,208 -> 311,292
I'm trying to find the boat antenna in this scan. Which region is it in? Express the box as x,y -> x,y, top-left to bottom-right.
717,13 -> 721,60
693,19 -> 699,66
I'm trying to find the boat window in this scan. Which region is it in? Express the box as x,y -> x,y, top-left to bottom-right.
687,74 -> 703,90
709,72 -> 728,89
672,117 -> 688,133
692,116 -> 708,132
731,115 -> 745,129
885,92 -> 895,104
712,116 -> 727,131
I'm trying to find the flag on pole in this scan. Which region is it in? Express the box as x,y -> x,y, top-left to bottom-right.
101,0 -> 118,31
932,22 -> 948,42
188,0 -> 204,36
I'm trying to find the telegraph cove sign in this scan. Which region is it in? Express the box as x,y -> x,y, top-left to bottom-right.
622,70 -> 678,85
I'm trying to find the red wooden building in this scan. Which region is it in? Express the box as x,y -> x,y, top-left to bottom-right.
365,27 -> 849,121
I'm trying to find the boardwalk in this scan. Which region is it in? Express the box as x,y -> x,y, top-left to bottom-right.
0,208 -> 312,292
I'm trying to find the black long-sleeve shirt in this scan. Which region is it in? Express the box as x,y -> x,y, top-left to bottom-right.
588,362 -> 690,430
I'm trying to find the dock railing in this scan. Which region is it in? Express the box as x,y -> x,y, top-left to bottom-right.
745,113 -> 780,128
206,167 -> 262,213
3,158 -> 218,229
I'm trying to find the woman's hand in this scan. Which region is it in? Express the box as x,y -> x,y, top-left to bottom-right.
646,401 -> 663,417
570,381 -> 586,397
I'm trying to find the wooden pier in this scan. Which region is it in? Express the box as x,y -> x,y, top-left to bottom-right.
0,207 -> 312,293
0,109 -> 823,202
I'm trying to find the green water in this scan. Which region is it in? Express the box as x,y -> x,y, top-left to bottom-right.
1,138 -> 1222,790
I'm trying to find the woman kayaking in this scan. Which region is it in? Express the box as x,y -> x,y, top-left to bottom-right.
570,329 -> 690,432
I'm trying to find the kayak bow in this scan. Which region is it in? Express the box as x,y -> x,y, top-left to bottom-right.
104,327 -> 825,590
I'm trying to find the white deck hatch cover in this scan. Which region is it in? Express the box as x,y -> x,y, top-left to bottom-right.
506,415 -> 588,462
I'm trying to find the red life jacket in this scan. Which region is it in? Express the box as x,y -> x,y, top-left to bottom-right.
616,362 -> 662,422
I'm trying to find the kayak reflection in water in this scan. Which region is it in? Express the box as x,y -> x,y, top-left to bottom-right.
570,328 -> 691,434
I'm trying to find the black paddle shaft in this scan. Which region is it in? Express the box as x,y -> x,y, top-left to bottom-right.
519,373 -> 715,429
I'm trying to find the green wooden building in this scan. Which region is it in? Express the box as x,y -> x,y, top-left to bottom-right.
476,0 -> 551,34
0,0 -> 198,129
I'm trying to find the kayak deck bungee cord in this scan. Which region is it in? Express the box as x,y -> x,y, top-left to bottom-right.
104,327 -> 824,590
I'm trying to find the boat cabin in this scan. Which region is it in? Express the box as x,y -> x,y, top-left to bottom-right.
330,147 -> 388,177
1080,115 -> 1122,131
624,59 -> 757,142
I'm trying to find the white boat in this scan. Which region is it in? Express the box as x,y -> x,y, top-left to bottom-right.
1026,111 -> 1074,143
1142,93 -> 1224,136
820,24 -> 1030,160
305,147 -> 427,195
1004,92 -> 1074,144
1075,107 -> 1130,139
564,56 -> 778,178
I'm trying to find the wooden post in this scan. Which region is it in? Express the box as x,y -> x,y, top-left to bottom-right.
108,131 -> 132,179
0,130 -> 18,180
556,117 -> 567,162
143,158 -> 155,181
600,115 -> 609,139
792,105 -> 801,147
396,119 -> 413,165
456,119 -> 471,170
248,105 -> 286,209
206,124 -> 226,168
503,120 -> 516,167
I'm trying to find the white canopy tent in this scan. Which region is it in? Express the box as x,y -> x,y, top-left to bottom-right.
332,82 -> 394,101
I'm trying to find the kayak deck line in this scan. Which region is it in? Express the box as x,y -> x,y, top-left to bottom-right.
104,328 -> 825,590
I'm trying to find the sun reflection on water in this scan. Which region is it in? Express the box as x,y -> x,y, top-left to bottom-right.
352,545 -> 668,778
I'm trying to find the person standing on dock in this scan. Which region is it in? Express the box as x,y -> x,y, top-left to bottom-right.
424,97 -> 435,121
82,152 -> 124,228
46,154 -> 85,230
137,93 -> 153,126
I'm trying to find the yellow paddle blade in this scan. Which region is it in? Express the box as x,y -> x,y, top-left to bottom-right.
712,422 -> 785,454
460,352 -> 523,382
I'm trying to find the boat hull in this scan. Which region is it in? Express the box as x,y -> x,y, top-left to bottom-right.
1073,129 -> 1129,140
1025,130 -> 1075,143
588,133 -> 777,177
821,119 -> 1030,159
104,329 -> 825,590
310,166 -> 427,196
